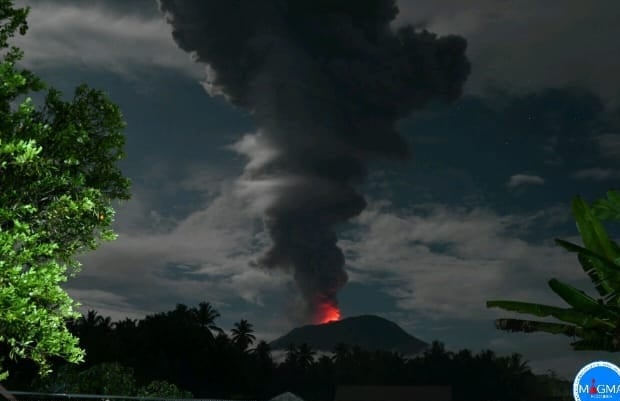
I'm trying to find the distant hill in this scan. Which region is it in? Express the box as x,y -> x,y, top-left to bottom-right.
269,315 -> 428,355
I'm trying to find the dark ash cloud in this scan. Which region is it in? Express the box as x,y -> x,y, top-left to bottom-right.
393,0 -> 620,106
159,0 -> 470,323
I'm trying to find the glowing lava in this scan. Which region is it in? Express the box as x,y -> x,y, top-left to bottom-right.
316,303 -> 341,324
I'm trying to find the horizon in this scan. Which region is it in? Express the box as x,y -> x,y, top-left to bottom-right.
68,305 -> 599,381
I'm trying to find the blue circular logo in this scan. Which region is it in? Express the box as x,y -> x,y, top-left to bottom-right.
574,361 -> 620,401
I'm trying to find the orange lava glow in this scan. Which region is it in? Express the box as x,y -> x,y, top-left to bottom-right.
316,304 -> 341,324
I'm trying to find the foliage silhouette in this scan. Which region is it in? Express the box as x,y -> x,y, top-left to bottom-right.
3,302 -> 570,401
231,319 -> 256,352
488,191 -> 620,351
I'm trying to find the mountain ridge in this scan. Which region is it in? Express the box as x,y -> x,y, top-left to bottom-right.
270,314 -> 428,355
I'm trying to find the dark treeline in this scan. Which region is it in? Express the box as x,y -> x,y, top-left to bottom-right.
3,302 -> 570,401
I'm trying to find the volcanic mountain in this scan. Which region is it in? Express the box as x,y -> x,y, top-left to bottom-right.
269,315 -> 428,355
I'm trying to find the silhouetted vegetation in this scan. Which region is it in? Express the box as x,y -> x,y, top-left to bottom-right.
488,191 -> 620,351
3,302 -> 570,401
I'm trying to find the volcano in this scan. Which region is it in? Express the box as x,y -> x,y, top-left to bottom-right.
269,315 -> 428,355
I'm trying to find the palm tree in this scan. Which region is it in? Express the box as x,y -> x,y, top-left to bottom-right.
85,310 -> 110,328
75,310 -> 113,334
213,331 -> 232,351
487,192 -> 620,351
71,310 -> 113,365
192,302 -> 222,334
113,318 -> 137,331
172,303 -> 189,315
453,349 -> 473,365
423,341 -> 452,362
332,343 -> 351,364
504,353 -> 530,376
284,343 -> 298,366
296,343 -> 316,369
230,319 -> 256,352
250,340 -> 272,362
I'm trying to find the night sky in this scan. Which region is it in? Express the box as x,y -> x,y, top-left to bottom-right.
14,0 -> 620,379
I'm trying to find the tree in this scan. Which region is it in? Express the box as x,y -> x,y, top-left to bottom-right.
249,340 -> 275,389
295,343 -> 316,370
230,319 -> 256,352
332,343 -> 351,364
0,0 -> 130,379
251,340 -> 273,364
192,301 -> 222,334
284,343 -> 299,367
33,362 -> 136,395
70,311 -> 115,365
487,191 -> 620,351
137,380 -> 193,399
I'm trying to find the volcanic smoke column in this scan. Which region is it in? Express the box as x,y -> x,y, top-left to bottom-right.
159,0 -> 470,324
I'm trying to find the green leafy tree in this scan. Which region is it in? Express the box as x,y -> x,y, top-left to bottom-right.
0,0 -> 130,379
487,190 -> 620,351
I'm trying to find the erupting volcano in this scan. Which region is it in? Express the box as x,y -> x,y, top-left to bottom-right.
270,315 -> 429,355
316,302 -> 341,324
160,0 -> 470,323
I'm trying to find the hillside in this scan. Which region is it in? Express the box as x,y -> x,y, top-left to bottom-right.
270,314 -> 428,355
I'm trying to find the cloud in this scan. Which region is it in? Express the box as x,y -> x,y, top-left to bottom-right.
506,174 -> 545,189
67,177 -> 290,321
67,288 -> 152,321
16,0 -> 620,110
13,0 -> 620,113
394,0 -> 620,106
13,1 -> 202,78
571,168 -> 620,181
341,201 -> 586,320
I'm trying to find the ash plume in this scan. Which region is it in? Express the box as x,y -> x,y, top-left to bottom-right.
159,0 -> 470,323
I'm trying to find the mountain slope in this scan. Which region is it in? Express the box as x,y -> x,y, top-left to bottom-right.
269,314 -> 428,355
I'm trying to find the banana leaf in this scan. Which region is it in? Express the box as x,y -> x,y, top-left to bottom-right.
493,319 -> 616,353
494,318 -> 581,336
555,238 -> 620,273
610,240 -> 620,265
548,278 -> 620,319
578,253 -> 620,304
486,300 -> 615,329
572,197 -> 618,263
591,190 -> 620,222
488,192 -> 620,352
555,238 -> 620,299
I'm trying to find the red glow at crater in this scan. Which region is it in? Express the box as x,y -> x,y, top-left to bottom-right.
316,303 -> 341,324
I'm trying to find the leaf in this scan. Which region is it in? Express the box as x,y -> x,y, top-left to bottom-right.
548,279 -> 619,319
486,300 -> 614,329
571,338 -> 618,351
555,238 -> 620,298
591,190 -> 620,222
494,318 -> 581,336
572,197 -> 617,263
578,253 -> 620,303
